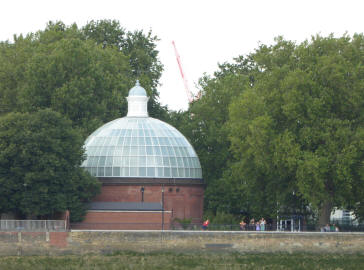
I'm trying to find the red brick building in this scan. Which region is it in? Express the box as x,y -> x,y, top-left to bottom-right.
75,81 -> 204,230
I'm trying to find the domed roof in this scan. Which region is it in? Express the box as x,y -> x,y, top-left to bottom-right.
81,81 -> 202,179
128,80 -> 147,96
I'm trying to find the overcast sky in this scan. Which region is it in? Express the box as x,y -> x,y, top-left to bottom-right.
1,0 -> 363,111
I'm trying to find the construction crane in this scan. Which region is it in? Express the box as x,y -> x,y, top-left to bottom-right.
172,41 -> 195,103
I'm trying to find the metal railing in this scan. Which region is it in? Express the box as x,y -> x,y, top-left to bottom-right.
70,222 -> 364,232
0,220 -> 67,232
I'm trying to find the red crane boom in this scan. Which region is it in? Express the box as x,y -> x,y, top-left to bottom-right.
172,41 -> 194,103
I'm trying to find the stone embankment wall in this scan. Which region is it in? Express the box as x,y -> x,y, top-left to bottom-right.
1,231 -> 364,256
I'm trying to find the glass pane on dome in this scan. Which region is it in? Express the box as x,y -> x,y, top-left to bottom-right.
138,156 -> 146,166
154,146 -> 161,155
147,167 -> 154,177
122,146 -> 130,156
117,137 -> 124,146
110,137 -> 118,145
145,137 -> 152,145
174,147 -> 181,157
155,156 -> 163,166
122,167 -> 129,176
164,167 -> 171,177
139,167 -> 146,177
149,129 -> 156,136
185,168 -> 190,177
167,147 -> 175,156
138,129 -> 144,136
130,156 -> 138,166
132,129 -> 138,137
151,137 -> 159,145
120,129 -> 126,137
157,167 -> 163,177
170,157 -> 176,166
105,156 -> 113,166
122,157 -> 130,166
144,129 -> 150,136
130,146 -> 138,155
177,158 -> 183,167
113,167 -> 120,176
124,137 -> 131,145
161,146 -> 168,155
113,156 -> 121,166
131,136 -> 138,145
125,129 -> 132,136
90,167 -> 97,176
130,167 -> 137,176
178,168 -> 185,177
157,137 -> 164,145
146,146 -> 153,155
104,137 -> 112,145
98,157 -> 106,166
114,147 -> 122,156
172,168 -> 178,177
165,138 -> 172,146
138,137 -> 145,145
105,167 -> 112,176
108,146 -> 115,156
138,146 -> 146,155
163,157 -> 170,166
91,157 -> 99,166
97,167 -> 104,177
147,156 -> 155,166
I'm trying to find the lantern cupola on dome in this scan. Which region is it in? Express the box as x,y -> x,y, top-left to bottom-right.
127,80 -> 149,117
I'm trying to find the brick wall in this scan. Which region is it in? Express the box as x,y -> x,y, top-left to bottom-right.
92,184 -> 204,223
74,211 -> 172,230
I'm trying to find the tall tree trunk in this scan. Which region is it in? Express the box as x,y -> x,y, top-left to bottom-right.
318,201 -> 333,231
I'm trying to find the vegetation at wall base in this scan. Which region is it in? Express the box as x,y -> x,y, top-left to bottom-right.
0,252 -> 364,269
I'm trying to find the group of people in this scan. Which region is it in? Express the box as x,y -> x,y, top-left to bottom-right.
202,218 -> 268,231
240,218 -> 267,231
321,224 -> 339,232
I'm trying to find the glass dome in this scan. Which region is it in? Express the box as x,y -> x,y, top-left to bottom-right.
81,117 -> 202,179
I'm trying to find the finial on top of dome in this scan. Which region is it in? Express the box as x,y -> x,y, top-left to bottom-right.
135,80 -> 140,86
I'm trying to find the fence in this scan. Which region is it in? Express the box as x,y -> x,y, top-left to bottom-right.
70,222 -> 364,232
0,220 -> 66,232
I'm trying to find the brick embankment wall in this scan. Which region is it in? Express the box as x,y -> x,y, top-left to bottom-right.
1,231 -> 364,255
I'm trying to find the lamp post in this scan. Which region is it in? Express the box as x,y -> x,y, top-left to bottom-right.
140,187 -> 144,202
162,185 -> 164,231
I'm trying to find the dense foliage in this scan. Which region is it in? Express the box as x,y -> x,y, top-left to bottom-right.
0,20 -> 167,221
0,20 -> 167,136
174,34 -> 364,226
0,109 -> 100,221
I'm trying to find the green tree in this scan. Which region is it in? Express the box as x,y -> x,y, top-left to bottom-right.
228,35 -> 364,226
0,109 -> 100,221
82,19 -> 167,121
0,20 -> 167,136
171,58 -> 256,216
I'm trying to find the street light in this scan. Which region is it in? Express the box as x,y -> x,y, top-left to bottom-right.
162,185 -> 164,231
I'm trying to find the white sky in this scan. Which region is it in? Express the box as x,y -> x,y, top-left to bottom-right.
1,0 -> 363,111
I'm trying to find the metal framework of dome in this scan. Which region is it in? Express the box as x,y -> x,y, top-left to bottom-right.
81,81 -> 202,179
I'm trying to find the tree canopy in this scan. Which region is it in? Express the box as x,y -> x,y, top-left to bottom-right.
0,20 -> 167,137
174,34 -> 364,226
0,109 -> 100,221
0,20 -> 166,221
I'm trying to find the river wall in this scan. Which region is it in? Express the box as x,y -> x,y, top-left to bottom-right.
1,231 -> 364,256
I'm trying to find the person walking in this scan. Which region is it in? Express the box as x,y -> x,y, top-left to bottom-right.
260,218 -> 266,231
202,219 -> 210,230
